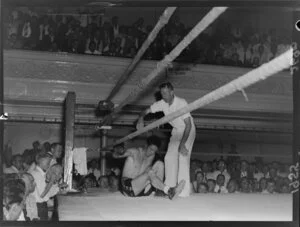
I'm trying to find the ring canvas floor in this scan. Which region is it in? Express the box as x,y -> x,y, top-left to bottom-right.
57,189 -> 293,221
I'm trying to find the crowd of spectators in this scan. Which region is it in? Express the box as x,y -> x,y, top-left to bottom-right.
3,138 -> 293,221
3,8 -> 291,68
3,140 -> 120,221
189,158 -> 292,194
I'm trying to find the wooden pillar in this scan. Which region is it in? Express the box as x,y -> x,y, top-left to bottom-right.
0,1 -> 4,181
100,129 -> 107,176
292,10 -> 300,223
63,92 -> 76,191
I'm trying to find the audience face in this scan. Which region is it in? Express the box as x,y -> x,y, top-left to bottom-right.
240,178 -> 250,193
227,179 -> 237,193
266,181 -> 276,193
202,162 -> 209,173
249,163 -> 255,173
253,57 -> 259,66
263,165 -> 269,175
109,176 -> 119,192
195,172 -> 204,183
52,144 -> 63,159
269,168 -> 277,179
216,174 -> 225,186
90,160 -> 98,169
33,141 -> 41,150
241,161 -> 248,172
38,156 -> 51,171
218,160 -> 226,172
191,160 -> 198,172
197,183 -> 208,193
99,176 -> 109,189
85,177 -> 96,188
259,178 -> 267,191
281,184 -> 290,193
207,180 -> 216,193
12,155 -> 23,170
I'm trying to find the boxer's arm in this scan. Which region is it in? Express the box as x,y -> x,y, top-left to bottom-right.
112,148 -> 134,159
136,108 -> 151,130
179,117 -> 192,150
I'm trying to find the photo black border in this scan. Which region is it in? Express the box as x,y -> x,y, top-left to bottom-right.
0,1 -> 299,227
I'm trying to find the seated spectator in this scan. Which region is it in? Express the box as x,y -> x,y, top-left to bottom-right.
88,159 -> 101,179
253,162 -> 264,182
275,37 -> 290,57
85,40 -> 101,55
4,154 -> 24,174
211,159 -> 230,186
240,177 -> 250,193
207,179 -> 216,193
252,44 -> 273,65
214,174 -> 227,193
264,179 -> 277,194
167,27 -> 181,48
197,183 -> 208,193
230,52 -> 243,67
227,179 -> 239,193
269,167 -> 279,181
202,161 -> 214,181
108,175 -> 119,192
215,54 -> 224,65
84,174 -> 98,188
239,160 -> 251,179
277,164 -> 289,178
262,165 -> 270,179
192,171 -> 205,192
190,159 -> 199,182
259,177 -> 268,193
98,175 -> 109,190
248,178 -> 257,193
211,159 -> 218,173
280,183 -> 290,193
41,142 -> 51,153
3,177 -> 26,221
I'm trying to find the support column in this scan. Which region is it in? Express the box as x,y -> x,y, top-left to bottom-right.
292,10 -> 300,223
63,92 -> 76,191
101,129 -> 107,176
0,0 -> 4,188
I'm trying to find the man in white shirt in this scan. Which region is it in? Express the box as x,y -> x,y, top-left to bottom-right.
29,153 -> 51,220
137,82 -> 196,197
4,155 -> 23,174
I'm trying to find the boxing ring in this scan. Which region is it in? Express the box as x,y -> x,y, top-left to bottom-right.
57,6 -> 297,222
57,190 -> 292,221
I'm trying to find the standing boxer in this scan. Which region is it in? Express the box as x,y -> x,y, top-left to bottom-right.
137,82 -> 196,197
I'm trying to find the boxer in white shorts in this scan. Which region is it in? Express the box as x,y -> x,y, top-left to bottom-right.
137,82 -> 196,197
